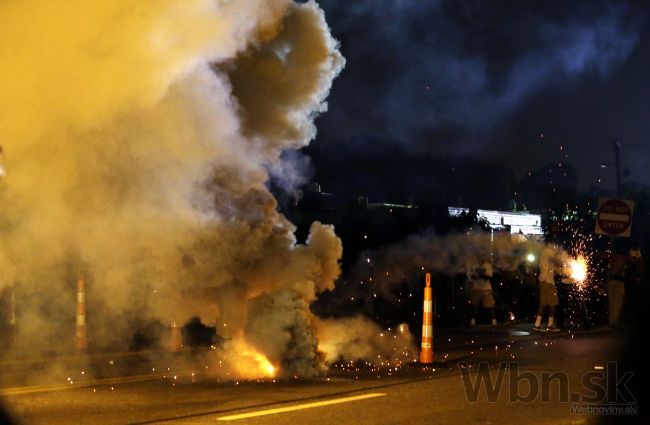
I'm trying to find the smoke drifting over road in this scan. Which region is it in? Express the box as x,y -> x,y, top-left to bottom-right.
316,317 -> 415,366
0,0 -> 390,378
349,232 -> 572,300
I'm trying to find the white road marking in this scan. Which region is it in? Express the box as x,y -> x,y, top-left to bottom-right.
217,392 -> 386,421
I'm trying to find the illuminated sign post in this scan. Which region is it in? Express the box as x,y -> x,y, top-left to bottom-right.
595,198 -> 634,238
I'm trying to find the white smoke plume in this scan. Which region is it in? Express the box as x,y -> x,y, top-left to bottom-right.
0,0 -> 394,379
316,317 -> 416,366
349,231 -> 572,299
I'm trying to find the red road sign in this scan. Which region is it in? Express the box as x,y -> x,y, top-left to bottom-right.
595,198 -> 634,237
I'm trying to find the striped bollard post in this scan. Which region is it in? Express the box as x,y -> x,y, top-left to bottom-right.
75,276 -> 88,350
10,286 -> 16,328
9,285 -> 16,346
419,273 -> 434,364
170,322 -> 182,353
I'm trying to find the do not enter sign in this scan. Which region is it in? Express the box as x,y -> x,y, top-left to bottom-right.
595,198 -> 635,238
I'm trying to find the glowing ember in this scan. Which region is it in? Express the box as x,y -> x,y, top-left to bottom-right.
261,359 -> 276,377
569,256 -> 588,283
240,348 -> 276,378
224,337 -> 278,379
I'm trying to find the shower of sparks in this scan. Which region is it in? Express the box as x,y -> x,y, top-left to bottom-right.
556,215 -> 611,329
564,223 -> 602,293
569,255 -> 588,284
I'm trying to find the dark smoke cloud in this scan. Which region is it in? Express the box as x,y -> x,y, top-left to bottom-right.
245,291 -> 323,378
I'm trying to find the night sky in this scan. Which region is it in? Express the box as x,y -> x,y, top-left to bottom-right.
303,0 -> 650,198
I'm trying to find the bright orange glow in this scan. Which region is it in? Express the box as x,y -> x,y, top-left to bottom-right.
240,348 -> 276,378
569,256 -> 588,283
229,339 -> 277,379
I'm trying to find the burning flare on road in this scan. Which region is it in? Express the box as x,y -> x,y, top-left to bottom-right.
227,339 -> 277,379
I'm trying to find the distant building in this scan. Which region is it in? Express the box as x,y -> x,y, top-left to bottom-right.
448,207 -> 543,236
367,202 -> 416,212
297,182 -> 335,212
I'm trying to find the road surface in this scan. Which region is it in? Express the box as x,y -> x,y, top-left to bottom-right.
0,329 -> 635,424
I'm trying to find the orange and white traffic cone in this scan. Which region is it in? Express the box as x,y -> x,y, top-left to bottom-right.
419,273 -> 434,364
75,276 -> 88,350
8,285 -> 16,346
9,286 -> 16,328
170,322 -> 182,353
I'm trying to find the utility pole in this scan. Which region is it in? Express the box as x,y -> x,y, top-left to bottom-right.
609,140 -> 622,254
612,140 -> 621,197
505,165 -> 510,209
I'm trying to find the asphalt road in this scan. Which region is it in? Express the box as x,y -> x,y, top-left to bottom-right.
0,330 -> 633,425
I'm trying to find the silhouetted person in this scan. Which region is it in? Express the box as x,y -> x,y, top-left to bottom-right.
534,246 -> 561,332
607,246 -> 644,327
467,257 -> 497,327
